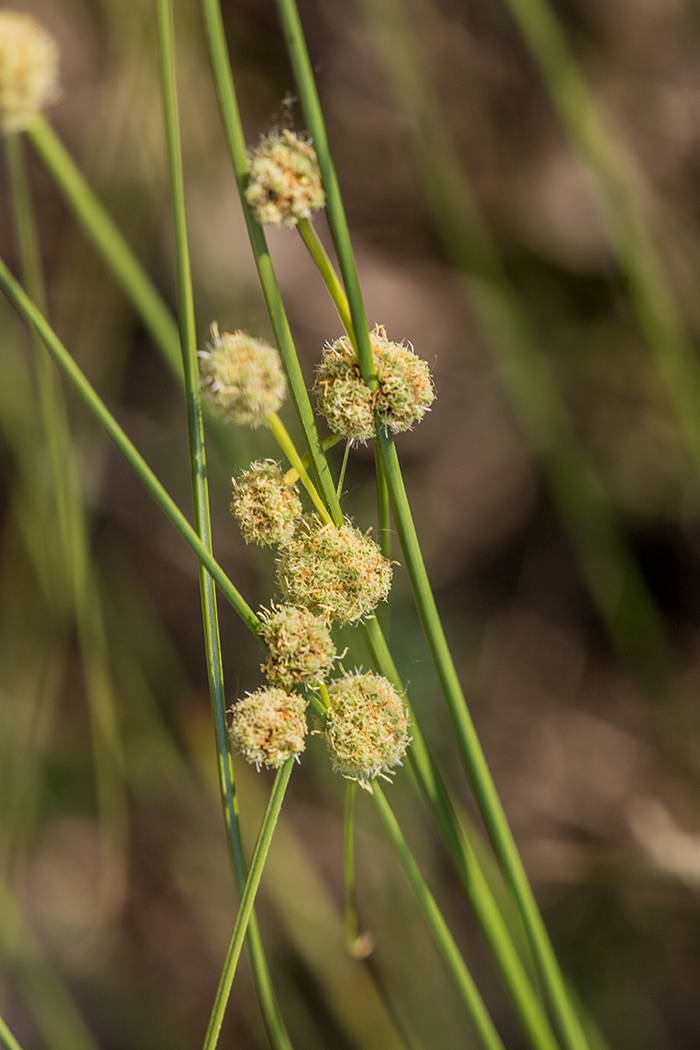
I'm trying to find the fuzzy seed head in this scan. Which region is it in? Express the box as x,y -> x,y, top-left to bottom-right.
199,323 -> 286,426
260,604 -> 336,687
231,461 -> 302,546
277,516 -> 392,624
324,672 -> 410,783
316,325 -> 435,442
245,129 -> 325,227
0,12 -> 59,133
229,687 -> 307,769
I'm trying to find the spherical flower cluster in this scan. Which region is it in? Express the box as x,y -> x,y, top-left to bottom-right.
231,461 -> 301,546
315,326 -> 435,442
276,516 -> 392,624
245,129 -> 325,227
324,672 -> 410,783
199,323 -> 286,427
260,604 -> 336,687
229,687 -> 308,769
0,12 -> 60,133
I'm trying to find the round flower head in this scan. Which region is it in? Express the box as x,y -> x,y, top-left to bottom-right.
231,461 -> 302,546
0,12 -> 60,132
260,604 -> 336,688
229,687 -> 308,769
324,672 -> 410,784
199,323 -> 286,427
246,129 -> 325,227
277,516 -> 392,624
316,325 -> 435,442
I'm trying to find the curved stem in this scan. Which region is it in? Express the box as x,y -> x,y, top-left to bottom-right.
297,218 -> 354,340
268,412 -> 332,524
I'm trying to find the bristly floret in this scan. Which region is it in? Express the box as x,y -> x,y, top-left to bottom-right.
0,12 -> 60,133
315,325 -> 435,442
199,323 -> 286,427
231,461 -> 302,546
276,516 -> 392,624
260,604 -> 336,688
324,672 -> 410,785
229,687 -> 308,769
245,129 -> 325,227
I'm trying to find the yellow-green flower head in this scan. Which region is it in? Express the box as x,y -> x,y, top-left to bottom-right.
0,12 -> 59,133
199,323 -> 286,427
324,672 -> 410,784
277,516 -> 392,624
231,461 -> 302,546
229,687 -> 307,769
245,129 -> 325,227
316,325 -> 435,442
260,604 -> 336,688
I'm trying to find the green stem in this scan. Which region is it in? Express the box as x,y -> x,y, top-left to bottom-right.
297,218 -> 354,339
155,6 -> 291,1047
0,1015 -> 24,1050
200,0 -> 341,520
344,779 -> 360,951
336,439 -> 351,500
370,783 -> 506,1050
269,412 -> 333,524
202,758 -> 295,1050
0,254 -> 261,638
375,429 -> 586,1050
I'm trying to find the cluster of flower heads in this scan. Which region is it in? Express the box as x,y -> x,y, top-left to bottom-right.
229,687 -> 308,769
245,129 -> 325,227
324,672 -> 410,785
0,12 -> 59,133
231,460 -> 301,546
259,603 -> 336,689
316,326 -> 435,442
199,323 -> 287,427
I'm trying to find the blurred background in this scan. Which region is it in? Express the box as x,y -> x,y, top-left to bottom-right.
3,0 -> 700,1046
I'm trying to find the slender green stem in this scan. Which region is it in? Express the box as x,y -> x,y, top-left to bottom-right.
202,758 -> 295,1050
370,783 -> 505,1050
155,6 -> 291,1047
269,412 -> 333,524
374,445 -> 392,563
200,0 -> 341,520
0,254 -> 261,637
297,218 -> 354,339
375,429 -> 587,1050
336,439 -> 351,500
0,1015 -> 24,1050
344,780 -> 359,951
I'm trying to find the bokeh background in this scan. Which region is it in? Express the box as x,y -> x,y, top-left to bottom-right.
3,0 -> 700,1046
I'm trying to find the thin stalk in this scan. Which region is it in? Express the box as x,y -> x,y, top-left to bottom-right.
26,117 -> 182,376
5,131 -> 128,908
0,254 -> 261,637
344,779 -> 360,951
200,0 -> 341,519
374,445 -> 392,632
297,217 -> 354,339
155,5 -> 291,1047
375,428 -> 588,1050
202,758 -> 295,1050
370,783 -> 506,1050
0,1015 -> 24,1050
336,439 -> 351,500
268,412 -> 332,524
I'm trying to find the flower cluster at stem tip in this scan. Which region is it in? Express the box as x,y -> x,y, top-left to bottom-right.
199,323 -> 287,427
0,11 -> 60,133
231,461 -> 301,546
277,515 -> 392,624
324,672 -> 410,785
229,687 -> 308,769
316,325 -> 435,442
260,604 -> 336,688
246,129 -> 325,227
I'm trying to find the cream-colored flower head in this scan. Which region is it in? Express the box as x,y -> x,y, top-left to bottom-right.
231,461 -> 302,546
324,672 -> 410,785
277,516 -> 392,624
260,604 -> 336,688
199,323 -> 286,427
229,687 -> 307,769
0,12 -> 59,133
246,129 -> 325,227
316,325 -> 435,442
